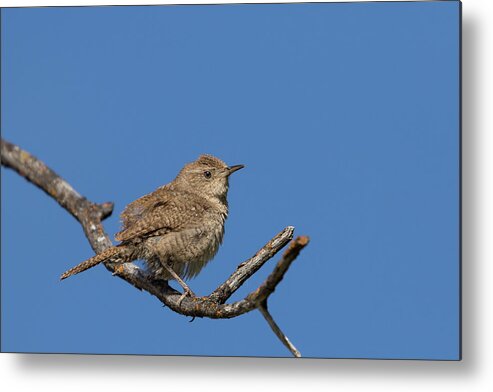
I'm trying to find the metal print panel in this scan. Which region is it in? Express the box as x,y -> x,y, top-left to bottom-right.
1,1 -> 461,359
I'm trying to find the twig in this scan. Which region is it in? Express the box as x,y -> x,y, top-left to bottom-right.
209,226 -> 294,303
259,300 -> 301,358
1,138 -> 309,356
247,235 -> 310,304
214,235 -> 310,318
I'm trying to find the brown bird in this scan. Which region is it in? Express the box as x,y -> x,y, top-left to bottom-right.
60,154 -> 244,302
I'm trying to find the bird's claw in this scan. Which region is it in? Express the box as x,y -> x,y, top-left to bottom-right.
177,287 -> 195,307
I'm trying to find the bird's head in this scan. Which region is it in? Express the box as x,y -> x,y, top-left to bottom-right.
174,154 -> 244,201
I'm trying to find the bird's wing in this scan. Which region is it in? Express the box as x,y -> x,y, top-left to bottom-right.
115,190 -> 206,243
119,192 -> 157,229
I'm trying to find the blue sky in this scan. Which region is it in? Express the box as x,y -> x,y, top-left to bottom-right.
1,1 -> 460,359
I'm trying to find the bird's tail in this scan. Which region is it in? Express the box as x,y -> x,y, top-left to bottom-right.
60,246 -> 124,280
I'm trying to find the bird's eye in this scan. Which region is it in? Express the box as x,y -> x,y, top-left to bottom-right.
203,171 -> 212,179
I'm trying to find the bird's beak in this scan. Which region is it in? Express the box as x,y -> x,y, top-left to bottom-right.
227,164 -> 245,176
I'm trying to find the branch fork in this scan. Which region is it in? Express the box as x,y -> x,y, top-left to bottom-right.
1,138 -> 309,357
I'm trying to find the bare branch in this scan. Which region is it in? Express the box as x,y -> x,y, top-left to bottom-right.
259,300 -> 301,358
1,138 -> 309,356
1,138 -> 114,254
209,226 -> 294,303
210,235 -> 310,318
247,235 -> 310,303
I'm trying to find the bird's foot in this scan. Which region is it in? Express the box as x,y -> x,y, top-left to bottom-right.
162,262 -> 195,305
177,286 -> 195,307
